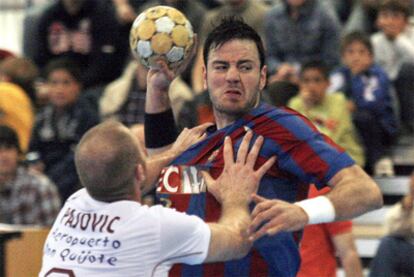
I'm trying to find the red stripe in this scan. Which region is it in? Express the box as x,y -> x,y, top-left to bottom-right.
189,133 -> 225,165
202,262 -> 225,277
251,110 -> 333,182
168,194 -> 191,212
169,264 -> 182,277
249,249 -> 269,276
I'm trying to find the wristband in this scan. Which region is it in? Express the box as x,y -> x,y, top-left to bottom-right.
294,196 -> 336,225
144,109 -> 178,148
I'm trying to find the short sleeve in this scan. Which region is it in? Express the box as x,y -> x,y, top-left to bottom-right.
155,206 -> 211,265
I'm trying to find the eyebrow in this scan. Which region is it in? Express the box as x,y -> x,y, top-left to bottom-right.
211,59 -> 254,66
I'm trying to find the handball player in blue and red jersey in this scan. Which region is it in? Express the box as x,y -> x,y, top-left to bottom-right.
144,17 -> 383,277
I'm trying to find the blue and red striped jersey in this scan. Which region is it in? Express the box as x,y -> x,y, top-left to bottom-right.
156,103 -> 355,277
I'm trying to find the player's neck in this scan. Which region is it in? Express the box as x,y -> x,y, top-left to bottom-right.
214,111 -> 238,129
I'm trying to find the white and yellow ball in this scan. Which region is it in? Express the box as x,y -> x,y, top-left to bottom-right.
129,6 -> 194,69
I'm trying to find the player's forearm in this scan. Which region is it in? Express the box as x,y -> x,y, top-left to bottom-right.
141,148 -> 179,194
341,250 -> 364,277
145,85 -> 172,114
205,204 -> 251,263
144,109 -> 178,156
327,165 -> 383,220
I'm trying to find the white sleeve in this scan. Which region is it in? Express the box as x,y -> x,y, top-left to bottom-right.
395,34 -> 414,61
328,73 -> 345,94
156,206 -> 211,265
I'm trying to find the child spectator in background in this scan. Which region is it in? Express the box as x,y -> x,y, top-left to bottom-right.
329,31 -> 398,176
289,60 -> 365,166
289,61 -> 364,277
372,0 -> 414,135
28,58 -> 99,202
0,125 -> 60,226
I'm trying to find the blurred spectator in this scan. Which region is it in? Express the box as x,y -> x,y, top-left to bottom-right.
33,0 -> 127,89
99,60 -> 194,131
329,31 -> 398,176
23,1 -> 55,62
112,0 -> 147,26
288,60 -> 365,166
369,171 -> 414,277
0,56 -> 39,104
321,0 -> 356,25
191,0 -> 270,93
264,0 -> 341,84
0,125 -> 60,226
372,0 -> 414,135
343,0 -> 382,34
0,57 -> 36,153
297,185 -> 363,277
28,58 -> 99,202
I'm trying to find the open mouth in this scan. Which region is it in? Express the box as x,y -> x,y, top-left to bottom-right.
225,90 -> 242,96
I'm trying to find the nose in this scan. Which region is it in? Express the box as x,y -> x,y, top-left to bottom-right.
225,66 -> 240,83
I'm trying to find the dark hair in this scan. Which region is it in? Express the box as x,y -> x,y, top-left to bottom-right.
203,17 -> 265,68
0,125 -> 20,152
340,31 -> 373,55
300,60 -> 330,80
44,58 -> 82,83
379,0 -> 411,18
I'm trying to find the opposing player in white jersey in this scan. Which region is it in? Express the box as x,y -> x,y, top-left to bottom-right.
39,121 -> 275,277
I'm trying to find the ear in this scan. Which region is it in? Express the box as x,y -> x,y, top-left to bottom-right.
136,163 -> 146,186
259,65 -> 267,91
202,64 -> 208,91
134,163 -> 146,198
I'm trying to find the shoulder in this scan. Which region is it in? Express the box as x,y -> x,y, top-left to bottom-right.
370,64 -> 388,78
328,92 -> 347,103
254,104 -> 320,139
371,31 -> 385,43
287,95 -> 303,110
149,205 -> 206,227
14,167 -> 56,191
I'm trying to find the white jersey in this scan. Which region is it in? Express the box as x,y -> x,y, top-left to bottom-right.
39,189 -> 210,277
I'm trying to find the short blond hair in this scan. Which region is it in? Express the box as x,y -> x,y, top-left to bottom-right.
75,121 -> 143,202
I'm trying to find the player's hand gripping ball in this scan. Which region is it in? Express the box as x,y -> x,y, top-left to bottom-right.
129,5 -> 195,69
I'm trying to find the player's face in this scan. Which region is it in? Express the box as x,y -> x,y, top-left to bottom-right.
203,39 -> 267,119
300,68 -> 329,105
47,69 -> 81,109
0,146 -> 18,177
342,41 -> 373,75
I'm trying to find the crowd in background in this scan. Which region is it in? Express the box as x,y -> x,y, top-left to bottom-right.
0,0 -> 413,275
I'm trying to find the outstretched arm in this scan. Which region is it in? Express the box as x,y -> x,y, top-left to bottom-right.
139,123 -> 212,194
249,165 -> 383,241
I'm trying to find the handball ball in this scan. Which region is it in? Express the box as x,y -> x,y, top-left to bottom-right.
129,5 -> 194,69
